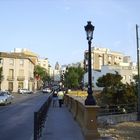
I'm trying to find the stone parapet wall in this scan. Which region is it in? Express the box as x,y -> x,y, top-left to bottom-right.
64,94 -> 100,140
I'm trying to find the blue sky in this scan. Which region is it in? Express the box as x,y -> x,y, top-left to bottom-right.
0,0 -> 139,67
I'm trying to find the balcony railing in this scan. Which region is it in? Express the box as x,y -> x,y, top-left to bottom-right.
17,76 -> 25,81
29,77 -> 34,81
7,76 -> 14,81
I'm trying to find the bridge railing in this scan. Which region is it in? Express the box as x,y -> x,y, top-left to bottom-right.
64,94 -> 100,140
34,94 -> 52,140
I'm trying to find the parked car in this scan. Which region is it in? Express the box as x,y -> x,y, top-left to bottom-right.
18,89 -> 33,94
0,91 -> 14,105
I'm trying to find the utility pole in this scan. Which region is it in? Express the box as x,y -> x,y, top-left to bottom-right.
136,24 -> 140,120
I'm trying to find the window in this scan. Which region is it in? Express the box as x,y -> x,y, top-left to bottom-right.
8,82 -> 13,91
108,61 -> 111,64
123,75 -> 126,80
108,55 -> 112,61
19,69 -> 24,76
9,58 -> 14,65
18,82 -> 23,89
99,56 -> 102,69
20,59 -> 24,66
0,58 -> 3,64
9,69 -> 14,77
114,56 -> 117,62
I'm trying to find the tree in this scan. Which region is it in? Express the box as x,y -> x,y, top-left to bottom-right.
133,75 -> 138,84
133,75 -> 138,96
64,67 -> 85,89
34,65 -> 51,89
96,72 -> 137,105
96,72 -> 122,88
34,65 -> 47,80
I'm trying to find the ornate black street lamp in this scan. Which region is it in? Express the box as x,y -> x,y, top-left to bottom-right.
84,21 -> 96,105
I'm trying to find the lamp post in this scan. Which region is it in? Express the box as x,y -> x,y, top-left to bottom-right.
84,21 -> 96,105
136,24 -> 140,120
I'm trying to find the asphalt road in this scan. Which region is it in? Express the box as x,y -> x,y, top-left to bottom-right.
0,92 -> 50,140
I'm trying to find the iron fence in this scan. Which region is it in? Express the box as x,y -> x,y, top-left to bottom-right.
98,103 -> 137,116
34,94 -> 52,140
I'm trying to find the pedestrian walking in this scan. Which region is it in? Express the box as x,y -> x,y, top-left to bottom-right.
57,89 -> 64,107
52,90 -> 58,107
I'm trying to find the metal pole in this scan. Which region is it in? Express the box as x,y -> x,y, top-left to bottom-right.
136,24 -> 140,120
85,40 -> 96,105
88,41 -> 92,95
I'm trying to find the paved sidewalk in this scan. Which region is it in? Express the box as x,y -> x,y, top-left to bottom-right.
40,103 -> 113,140
41,104 -> 84,140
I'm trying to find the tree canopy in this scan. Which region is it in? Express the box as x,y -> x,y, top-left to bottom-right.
96,72 -> 137,105
64,66 -> 85,89
34,65 -> 50,82
96,72 -> 122,88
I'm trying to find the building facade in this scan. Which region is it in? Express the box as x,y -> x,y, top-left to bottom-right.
84,47 -> 124,71
83,47 -> 137,90
38,58 -> 49,72
83,64 -> 137,90
0,52 -> 35,92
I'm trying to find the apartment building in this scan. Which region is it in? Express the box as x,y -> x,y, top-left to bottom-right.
0,52 -> 35,92
83,46 -> 137,90
83,63 -> 137,90
37,58 -> 56,79
38,58 -> 49,71
84,47 -> 124,71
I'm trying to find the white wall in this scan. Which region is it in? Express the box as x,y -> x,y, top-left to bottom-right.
83,65 -> 137,90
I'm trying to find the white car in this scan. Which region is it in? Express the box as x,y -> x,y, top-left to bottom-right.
42,88 -> 51,93
18,89 -> 33,94
0,91 -> 14,105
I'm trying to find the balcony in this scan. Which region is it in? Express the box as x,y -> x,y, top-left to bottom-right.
17,76 -> 25,81
29,77 -> 34,81
0,76 -> 4,81
7,76 -> 14,81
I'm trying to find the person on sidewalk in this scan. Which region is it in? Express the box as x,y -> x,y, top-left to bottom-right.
57,88 -> 64,107
52,90 -> 58,107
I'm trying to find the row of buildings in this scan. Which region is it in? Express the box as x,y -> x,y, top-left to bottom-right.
0,46 -> 137,92
83,47 -> 137,90
0,48 -> 56,92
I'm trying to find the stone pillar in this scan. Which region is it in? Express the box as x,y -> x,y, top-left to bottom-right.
83,105 -> 100,140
